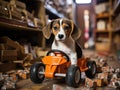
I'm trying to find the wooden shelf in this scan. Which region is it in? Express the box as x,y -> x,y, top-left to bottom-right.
96,13 -> 110,19
95,30 -> 110,33
0,17 -> 42,32
112,0 -> 120,33
0,17 -> 43,46
95,0 -> 113,52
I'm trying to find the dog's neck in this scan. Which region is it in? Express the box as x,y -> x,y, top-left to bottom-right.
52,37 -> 75,50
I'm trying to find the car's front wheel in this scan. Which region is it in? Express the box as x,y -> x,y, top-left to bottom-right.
30,63 -> 45,83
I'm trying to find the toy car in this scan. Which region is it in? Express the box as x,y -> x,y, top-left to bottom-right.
30,49 -> 97,88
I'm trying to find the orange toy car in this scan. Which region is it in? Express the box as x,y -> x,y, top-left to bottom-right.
30,49 -> 97,88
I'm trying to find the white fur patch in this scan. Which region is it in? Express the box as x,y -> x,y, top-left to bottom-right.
55,19 -> 66,40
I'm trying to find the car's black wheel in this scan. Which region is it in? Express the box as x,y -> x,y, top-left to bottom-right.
85,61 -> 97,78
66,65 -> 81,88
30,62 -> 45,83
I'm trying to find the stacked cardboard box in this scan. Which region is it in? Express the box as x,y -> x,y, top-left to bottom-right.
0,0 -> 43,29
9,0 -> 43,28
0,36 -> 25,61
0,36 -> 34,71
0,50 -> 17,62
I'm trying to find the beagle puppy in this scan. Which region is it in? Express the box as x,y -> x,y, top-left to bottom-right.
42,18 -> 82,65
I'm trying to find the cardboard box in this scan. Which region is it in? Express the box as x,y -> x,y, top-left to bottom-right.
0,50 -> 17,62
0,63 -> 17,72
0,37 -> 25,59
0,37 -> 20,50
94,79 -> 104,87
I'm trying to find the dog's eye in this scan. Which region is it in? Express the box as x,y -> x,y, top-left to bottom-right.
64,26 -> 69,30
53,26 -> 58,30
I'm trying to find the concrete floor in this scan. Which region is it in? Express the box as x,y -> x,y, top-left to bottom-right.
16,79 -> 104,90
16,50 -> 120,90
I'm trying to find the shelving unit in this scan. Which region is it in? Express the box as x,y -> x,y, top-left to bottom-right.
0,0 -> 46,72
0,0 -> 66,49
95,0 -> 113,52
96,13 -> 110,19
112,0 -> 120,54
0,19 -> 41,32
0,18 -> 43,46
113,0 -> 120,32
0,0 -> 46,47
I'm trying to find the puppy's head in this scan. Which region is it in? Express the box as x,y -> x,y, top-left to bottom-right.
42,18 -> 81,40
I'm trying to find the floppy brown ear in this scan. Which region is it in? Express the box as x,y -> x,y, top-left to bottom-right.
71,21 -> 81,40
42,21 -> 53,39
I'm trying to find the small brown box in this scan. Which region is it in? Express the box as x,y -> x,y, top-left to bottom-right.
0,50 -> 17,62
94,79 -> 104,87
0,37 -> 19,50
0,37 -> 25,58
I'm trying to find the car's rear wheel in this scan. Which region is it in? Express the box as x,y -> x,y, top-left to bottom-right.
66,65 -> 81,88
85,61 -> 97,78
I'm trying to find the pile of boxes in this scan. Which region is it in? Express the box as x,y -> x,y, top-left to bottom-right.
84,56 -> 120,90
0,0 -> 43,29
0,36 -> 25,62
0,36 -> 33,72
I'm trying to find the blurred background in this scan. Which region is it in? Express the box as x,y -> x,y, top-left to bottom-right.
0,0 -> 120,89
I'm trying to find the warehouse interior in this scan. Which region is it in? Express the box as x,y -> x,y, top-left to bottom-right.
0,0 -> 120,90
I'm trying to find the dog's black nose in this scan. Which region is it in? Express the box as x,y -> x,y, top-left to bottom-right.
58,34 -> 64,39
